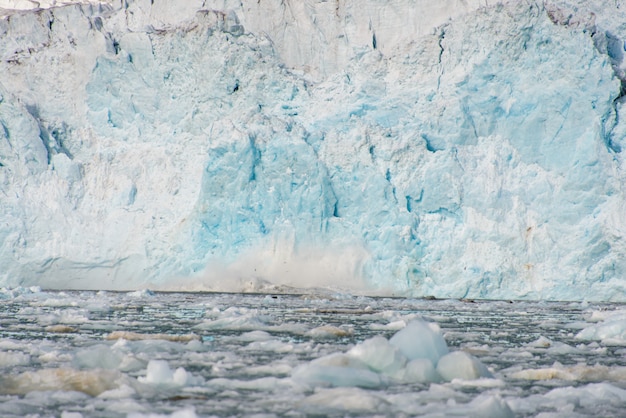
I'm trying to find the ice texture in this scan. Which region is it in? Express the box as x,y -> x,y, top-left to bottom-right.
293,320 -> 490,387
1,0 -> 626,300
0,290 -> 625,416
389,320 -> 448,364
436,351 -> 493,381
138,360 -> 201,386
576,309 -> 626,344
348,335 -> 407,374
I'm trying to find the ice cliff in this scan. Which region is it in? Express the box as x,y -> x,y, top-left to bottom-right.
1,0 -> 626,301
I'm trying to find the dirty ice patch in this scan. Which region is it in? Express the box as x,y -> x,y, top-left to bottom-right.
0,368 -> 131,396
507,362 -> 626,382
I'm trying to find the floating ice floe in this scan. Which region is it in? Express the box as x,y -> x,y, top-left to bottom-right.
297,387 -> 390,414
73,343 -> 146,373
194,305 -> 312,334
306,325 -> 354,339
506,382 -> 626,416
576,309 -> 626,344
138,360 -> 203,387
0,368 -> 129,396
292,319 -> 493,388
298,386 -> 513,417
509,362 -> 626,382
524,336 -> 581,355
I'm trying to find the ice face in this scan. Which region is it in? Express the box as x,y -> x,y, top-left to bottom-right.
1,0 -> 626,300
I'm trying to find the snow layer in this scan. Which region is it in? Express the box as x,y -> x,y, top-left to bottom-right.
1,0 -> 626,300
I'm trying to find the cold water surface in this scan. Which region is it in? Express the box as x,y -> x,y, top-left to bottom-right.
1,288 -> 626,417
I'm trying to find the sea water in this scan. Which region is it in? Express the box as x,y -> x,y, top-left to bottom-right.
1,287 -> 626,417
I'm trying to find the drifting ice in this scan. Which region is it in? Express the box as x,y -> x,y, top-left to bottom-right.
1,0 -> 626,300
292,319 -> 493,387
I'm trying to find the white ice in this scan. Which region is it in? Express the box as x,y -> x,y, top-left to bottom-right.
293,319 -> 493,388
1,1 -> 626,300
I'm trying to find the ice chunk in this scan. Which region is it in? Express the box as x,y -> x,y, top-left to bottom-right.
436,351 -> 493,381
466,394 -> 514,418
502,382 -> 626,416
292,364 -> 386,389
138,360 -> 202,386
73,344 -> 123,370
310,352 -> 373,369
527,336 -> 553,348
389,320 -> 449,364
244,339 -> 294,353
544,382 -> 626,406
298,387 -> 389,414
0,368 -> 125,396
576,311 -> 626,343
509,362 -> 626,382
45,325 -> 78,333
291,318 -> 495,388
97,383 -> 137,399
292,353 -> 386,388
347,335 -> 407,374
393,358 -> 442,383
307,325 -> 354,339
194,307 -> 272,331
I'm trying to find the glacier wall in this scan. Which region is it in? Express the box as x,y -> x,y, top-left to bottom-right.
1,0 -> 626,300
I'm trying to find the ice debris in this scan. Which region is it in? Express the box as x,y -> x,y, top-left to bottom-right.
0,368 -> 128,396
138,360 -> 203,387
292,319 -> 493,388
576,309 -> 626,344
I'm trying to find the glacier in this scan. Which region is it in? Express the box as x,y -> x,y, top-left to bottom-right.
1,0 -> 626,300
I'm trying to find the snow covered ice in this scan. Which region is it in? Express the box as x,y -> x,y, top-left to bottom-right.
1,0 -> 626,300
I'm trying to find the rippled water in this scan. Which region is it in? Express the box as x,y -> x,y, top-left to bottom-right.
1,289 -> 626,417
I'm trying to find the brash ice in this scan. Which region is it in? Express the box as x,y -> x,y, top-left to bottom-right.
1,0 -> 626,301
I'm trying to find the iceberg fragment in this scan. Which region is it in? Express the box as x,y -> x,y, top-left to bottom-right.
389,320 -> 448,365
293,320 -> 491,387
347,335 -> 407,374
138,360 -> 202,387
436,351 -> 493,381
